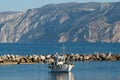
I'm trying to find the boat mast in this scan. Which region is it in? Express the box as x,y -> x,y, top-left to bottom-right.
61,33 -> 66,54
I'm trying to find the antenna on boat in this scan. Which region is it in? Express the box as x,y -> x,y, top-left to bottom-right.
61,33 -> 66,54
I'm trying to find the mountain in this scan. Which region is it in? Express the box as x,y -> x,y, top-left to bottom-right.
0,2 -> 120,43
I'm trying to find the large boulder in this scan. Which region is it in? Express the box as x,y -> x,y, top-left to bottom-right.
18,58 -> 28,64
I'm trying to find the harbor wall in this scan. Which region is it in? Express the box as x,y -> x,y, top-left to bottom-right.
0,52 -> 120,65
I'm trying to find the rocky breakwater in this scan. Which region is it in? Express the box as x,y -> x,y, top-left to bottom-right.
0,53 -> 120,65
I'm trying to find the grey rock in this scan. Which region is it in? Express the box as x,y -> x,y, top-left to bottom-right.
44,58 -> 54,64
18,58 -> 28,64
0,53 -> 120,65
0,2 -> 120,43
116,54 -> 120,60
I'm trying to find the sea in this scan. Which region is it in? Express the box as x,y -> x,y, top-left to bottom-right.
0,42 -> 120,80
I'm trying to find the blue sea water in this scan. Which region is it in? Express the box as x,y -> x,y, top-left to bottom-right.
0,42 -> 120,55
0,43 -> 120,80
0,62 -> 120,80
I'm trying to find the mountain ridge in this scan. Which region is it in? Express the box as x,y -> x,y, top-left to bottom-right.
0,2 -> 120,43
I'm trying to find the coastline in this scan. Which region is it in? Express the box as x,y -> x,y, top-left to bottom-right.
0,52 -> 120,65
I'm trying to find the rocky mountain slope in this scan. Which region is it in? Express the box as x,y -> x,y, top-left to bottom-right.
0,2 -> 120,43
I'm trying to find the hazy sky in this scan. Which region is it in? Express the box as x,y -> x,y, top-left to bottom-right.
0,0 -> 120,12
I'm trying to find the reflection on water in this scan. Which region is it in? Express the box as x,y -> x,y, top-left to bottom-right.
0,62 -> 120,80
48,72 -> 74,80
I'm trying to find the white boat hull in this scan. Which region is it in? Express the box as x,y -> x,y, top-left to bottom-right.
49,64 -> 74,72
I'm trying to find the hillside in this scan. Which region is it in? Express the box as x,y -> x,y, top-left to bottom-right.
0,2 -> 120,43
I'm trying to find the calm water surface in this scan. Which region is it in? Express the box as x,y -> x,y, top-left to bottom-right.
0,43 -> 120,80
0,62 -> 120,80
0,43 -> 120,55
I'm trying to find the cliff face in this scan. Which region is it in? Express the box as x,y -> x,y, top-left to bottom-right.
0,2 -> 120,43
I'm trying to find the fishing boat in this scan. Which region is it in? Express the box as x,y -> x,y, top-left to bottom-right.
48,34 -> 74,72
48,53 -> 74,72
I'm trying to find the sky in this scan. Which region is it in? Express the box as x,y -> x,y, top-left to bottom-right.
0,0 -> 120,12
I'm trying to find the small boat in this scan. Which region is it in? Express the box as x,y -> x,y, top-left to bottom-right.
48,53 -> 74,72
48,34 -> 74,72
